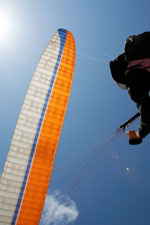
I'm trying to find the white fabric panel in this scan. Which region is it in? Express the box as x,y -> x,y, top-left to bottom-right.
28,81 -> 50,94
28,82 -> 48,94
5,161 -> 27,172
1,177 -> 23,188
0,31 -> 61,224
18,113 -> 40,124
15,123 -> 38,134
27,89 -> 48,100
0,182 -> 21,194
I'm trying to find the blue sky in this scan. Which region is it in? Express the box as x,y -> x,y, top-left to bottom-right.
0,0 -> 150,225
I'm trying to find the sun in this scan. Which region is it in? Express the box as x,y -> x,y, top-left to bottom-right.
0,10 -> 14,43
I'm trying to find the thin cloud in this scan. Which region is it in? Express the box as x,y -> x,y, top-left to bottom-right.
41,190 -> 79,225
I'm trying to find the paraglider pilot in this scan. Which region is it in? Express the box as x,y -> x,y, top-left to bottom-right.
109,31 -> 150,145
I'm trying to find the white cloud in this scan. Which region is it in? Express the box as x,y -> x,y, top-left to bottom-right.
40,190 -> 79,225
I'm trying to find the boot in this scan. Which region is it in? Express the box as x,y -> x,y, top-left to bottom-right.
126,130 -> 142,145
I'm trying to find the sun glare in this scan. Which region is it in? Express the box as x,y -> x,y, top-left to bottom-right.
0,10 -> 14,43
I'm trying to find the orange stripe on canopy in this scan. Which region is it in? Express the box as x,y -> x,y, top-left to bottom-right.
16,30 -> 75,225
